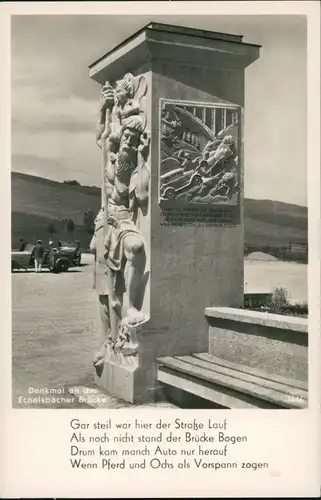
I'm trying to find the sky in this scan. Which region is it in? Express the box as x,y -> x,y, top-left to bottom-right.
11,14 -> 307,206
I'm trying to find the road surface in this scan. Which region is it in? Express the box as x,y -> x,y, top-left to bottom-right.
12,254 -> 176,409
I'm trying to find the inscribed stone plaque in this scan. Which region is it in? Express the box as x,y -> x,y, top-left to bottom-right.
159,99 -> 242,226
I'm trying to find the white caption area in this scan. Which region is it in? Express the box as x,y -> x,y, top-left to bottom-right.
3,409 -> 318,497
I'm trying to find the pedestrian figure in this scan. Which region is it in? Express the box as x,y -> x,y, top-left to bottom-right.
34,240 -> 45,273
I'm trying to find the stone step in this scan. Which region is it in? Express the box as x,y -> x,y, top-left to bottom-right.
157,354 -> 308,409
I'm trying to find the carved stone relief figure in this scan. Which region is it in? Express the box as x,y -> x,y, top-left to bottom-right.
159,101 -> 240,204
90,207 -> 112,369
93,73 -> 150,366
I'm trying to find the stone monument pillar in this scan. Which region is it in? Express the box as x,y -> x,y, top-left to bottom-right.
89,22 -> 260,403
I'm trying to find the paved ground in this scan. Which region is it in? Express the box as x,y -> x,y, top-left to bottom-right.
12,254 -> 99,408
12,254 -> 177,409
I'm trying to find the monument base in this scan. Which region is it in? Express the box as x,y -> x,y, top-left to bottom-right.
94,343 -> 163,404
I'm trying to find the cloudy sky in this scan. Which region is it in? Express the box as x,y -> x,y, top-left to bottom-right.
11,14 -> 307,205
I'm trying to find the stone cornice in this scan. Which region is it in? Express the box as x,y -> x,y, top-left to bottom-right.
89,22 -> 261,85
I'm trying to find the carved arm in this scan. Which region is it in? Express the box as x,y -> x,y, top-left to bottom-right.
135,133 -> 150,204
96,83 -> 115,148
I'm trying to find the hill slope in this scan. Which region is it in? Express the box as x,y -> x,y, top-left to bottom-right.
12,171 -> 100,225
11,172 -> 307,249
244,198 -> 307,246
11,172 -> 101,248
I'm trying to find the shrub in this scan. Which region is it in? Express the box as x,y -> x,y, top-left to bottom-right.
269,286 -> 289,313
67,219 -> 75,232
244,286 -> 308,317
63,180 -> 80,186
47,222 -> 57,234
286,302 -> 308,316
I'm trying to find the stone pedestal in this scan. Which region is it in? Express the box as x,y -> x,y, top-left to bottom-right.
89,22 -> 260,403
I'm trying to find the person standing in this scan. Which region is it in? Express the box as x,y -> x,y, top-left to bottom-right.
34,240 -> 45,273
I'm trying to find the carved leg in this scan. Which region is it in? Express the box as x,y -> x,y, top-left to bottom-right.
106,268 -> 123,342
123,234 -> 147,326
93,294 -> 111,368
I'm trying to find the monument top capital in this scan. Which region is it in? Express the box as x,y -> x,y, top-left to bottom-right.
89,21 -> 261,85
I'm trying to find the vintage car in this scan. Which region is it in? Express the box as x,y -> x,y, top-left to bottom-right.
58,241 -> 81,266
160,167 -> 203,200
11,244 -> 72,273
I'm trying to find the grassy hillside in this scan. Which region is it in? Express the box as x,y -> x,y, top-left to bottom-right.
11,172 -> 101,248
11,172 -> 307,250
244,199 -> 307,247
12,172 -> 100,225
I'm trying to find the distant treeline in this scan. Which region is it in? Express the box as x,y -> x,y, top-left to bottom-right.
63,180 -> 81,186
244,244 -> 308,264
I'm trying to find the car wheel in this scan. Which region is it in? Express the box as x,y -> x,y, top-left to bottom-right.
53,260 -> 68,273
60,261 -> 69,272
192,174 -> 202,186
164,187 -> 176,199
